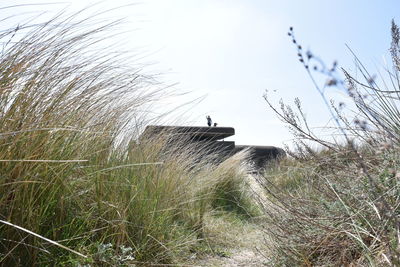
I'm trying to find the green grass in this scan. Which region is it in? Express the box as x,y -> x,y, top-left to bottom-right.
207,150 -> 261,219
0,10 -> 257,266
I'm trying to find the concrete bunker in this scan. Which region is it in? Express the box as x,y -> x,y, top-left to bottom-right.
141,125 -> 285,170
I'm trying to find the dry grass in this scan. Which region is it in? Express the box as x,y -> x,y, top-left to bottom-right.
261,21 -> 400,266
0,8 -> 257,266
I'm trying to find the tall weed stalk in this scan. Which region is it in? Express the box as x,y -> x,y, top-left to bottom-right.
262,21 -> 400,266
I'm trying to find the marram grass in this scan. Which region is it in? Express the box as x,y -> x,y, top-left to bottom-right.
0,10 -> 255,266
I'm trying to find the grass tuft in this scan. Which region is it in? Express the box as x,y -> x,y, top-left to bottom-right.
261,20 -> 400,266
0,8 -> 255,266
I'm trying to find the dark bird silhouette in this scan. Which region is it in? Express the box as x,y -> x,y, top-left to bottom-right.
206,115 -> 212,127
213,123 -> 218,127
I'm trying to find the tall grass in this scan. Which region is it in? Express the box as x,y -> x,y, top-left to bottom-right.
261,21 -> 400,266
0,9 -> 255,266
207,150 -> 260,219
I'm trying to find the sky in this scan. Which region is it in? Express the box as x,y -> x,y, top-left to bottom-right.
2,0 -> 400,148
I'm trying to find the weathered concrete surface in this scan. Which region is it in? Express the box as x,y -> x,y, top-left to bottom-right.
142,125 -> 235,141
140,125 -> 285,169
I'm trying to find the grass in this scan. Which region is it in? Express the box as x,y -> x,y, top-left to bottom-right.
207,149 -> 261,219
0,9 -> 258,266
260,20 -> 400,266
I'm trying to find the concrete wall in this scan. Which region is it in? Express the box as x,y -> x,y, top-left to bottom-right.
141,125 -> 285,170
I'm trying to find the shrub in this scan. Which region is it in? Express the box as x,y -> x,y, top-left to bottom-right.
261,21 -> 400,266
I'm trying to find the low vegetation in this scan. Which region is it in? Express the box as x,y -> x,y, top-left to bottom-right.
0,10 -> 257,266
261,21 -> 400,266
4,5 -> 399,267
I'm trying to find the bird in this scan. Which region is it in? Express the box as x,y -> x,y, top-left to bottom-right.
206,115 -> 212,127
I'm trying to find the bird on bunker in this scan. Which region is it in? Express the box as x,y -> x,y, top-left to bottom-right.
206,115 -> 212,127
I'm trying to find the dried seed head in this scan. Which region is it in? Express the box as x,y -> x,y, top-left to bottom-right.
360,120 -> 367,130
347,87 -> 355,97
326,79 -> 337,86
367,76 -> 376,86
382,142 -> 393,150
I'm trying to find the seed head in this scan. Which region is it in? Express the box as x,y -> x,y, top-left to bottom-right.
382,142 -> 393,150
360,120 -> 367,130
367,75 -> 376,86
326,79 -> 337,86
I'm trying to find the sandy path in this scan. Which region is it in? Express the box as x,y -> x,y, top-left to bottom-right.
189,174 -> 271,267
191,222 -> 269,267
194,248 -> 268,267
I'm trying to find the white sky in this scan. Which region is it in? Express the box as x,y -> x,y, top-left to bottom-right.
2,0 -> 400,147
